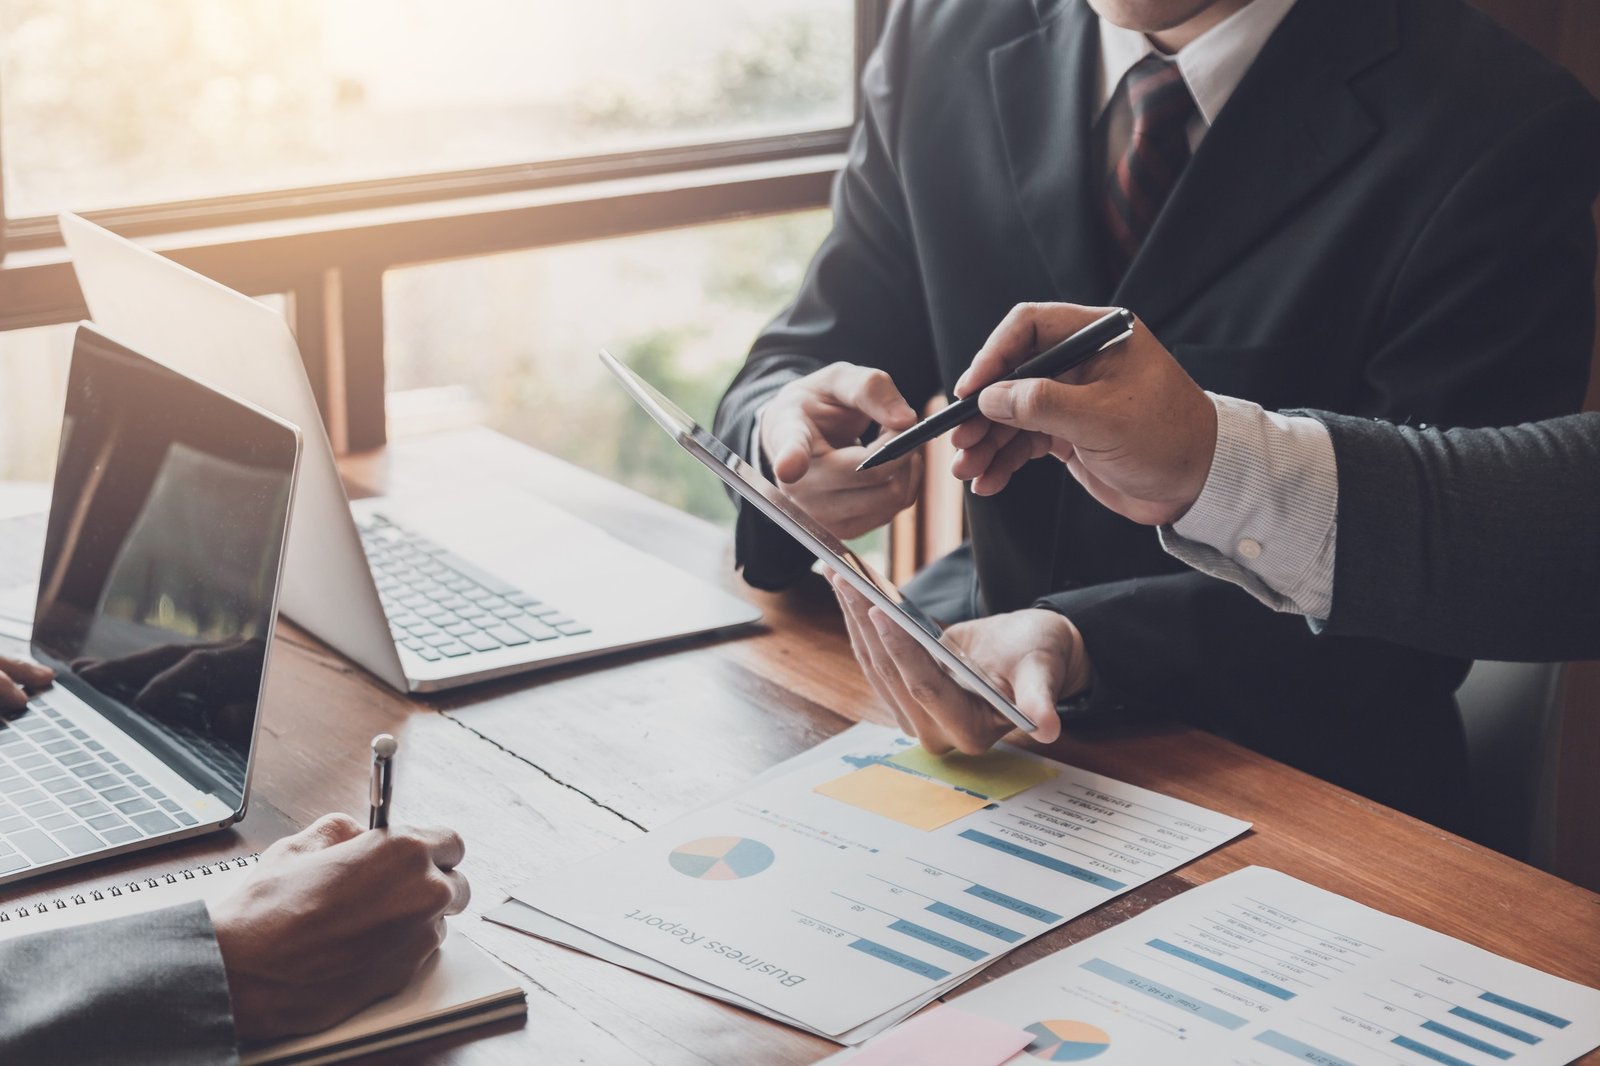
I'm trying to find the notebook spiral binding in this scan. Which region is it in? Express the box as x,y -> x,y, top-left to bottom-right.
0,853 -> 259,923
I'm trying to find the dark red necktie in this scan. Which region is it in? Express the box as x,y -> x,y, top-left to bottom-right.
1104,54 -> 1197,277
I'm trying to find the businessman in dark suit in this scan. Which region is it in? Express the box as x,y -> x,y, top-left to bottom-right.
714,0 -> 1600,833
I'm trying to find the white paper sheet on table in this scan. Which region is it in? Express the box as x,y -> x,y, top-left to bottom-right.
502,722 -> 1250,1040
486,724 -> 957,1044
883,865 -> 1600,1066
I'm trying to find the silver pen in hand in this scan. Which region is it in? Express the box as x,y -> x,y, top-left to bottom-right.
369,733 -> 397,830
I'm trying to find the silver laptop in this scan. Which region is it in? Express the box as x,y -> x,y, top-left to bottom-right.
0,324 -> 300,886
60,213 -> 760,694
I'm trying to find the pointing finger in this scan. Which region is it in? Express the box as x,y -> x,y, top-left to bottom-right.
762,403 -> 818,484
824,365 -> 917,430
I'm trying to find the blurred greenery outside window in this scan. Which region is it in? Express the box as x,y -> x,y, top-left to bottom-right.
383,212 -> 888,569
0,0 -> 852,215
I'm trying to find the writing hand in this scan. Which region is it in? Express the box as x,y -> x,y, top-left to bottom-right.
210,813 -> 471,1040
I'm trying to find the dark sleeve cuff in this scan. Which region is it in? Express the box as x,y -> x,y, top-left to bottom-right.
734,501 -> 825,591
0,901 -> 239,1066
1033,592 -> 1135,722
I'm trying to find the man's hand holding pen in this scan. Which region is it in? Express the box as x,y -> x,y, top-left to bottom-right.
950,302 -> 1219,526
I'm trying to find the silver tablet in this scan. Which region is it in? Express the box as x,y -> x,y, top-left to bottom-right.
600,349 -> 1037,734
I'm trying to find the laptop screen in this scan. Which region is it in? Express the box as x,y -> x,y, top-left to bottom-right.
31,326 -> 299,807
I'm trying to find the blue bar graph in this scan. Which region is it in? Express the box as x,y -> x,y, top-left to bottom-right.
1448,1006 -> 1540,1045
958,829 -> 1127,890
1254,1030 -> 1358,1066
926,901 -> 1023,942
1479,991 -> 1571,1029
848,937 -> 950,980
1081,957 -> 1248,1029
1421,1020 -> 1512,1059
1147,938 -> 1295,1000
1392,1035 -> 1474,1066
962,883 -> 1062,923
888,919 -> 986,960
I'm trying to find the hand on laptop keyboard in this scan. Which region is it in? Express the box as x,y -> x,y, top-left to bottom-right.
211,813 -> 471,1040
0,655 -> 53,716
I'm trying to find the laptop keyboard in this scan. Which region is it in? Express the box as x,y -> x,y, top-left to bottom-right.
0,697 -> 196,875
357,513 -> 591,663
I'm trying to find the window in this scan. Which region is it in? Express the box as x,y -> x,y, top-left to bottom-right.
0,0 -> 853,218
383,210 -> 889,568
0,0 -> 892,556
385,211 -> 831,525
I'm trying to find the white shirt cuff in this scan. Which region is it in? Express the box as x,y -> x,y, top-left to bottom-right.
1159,393 -> 1338,620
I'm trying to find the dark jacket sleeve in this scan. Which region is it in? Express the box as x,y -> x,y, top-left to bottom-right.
712,0 -> 941,590
0,901 -> 239,1066
1044,89 -> 1600,717
1314,411 -> 1600,662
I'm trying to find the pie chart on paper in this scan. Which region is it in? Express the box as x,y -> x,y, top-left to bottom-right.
668,836 -> 776,881
1024,1020 -> 1113,1061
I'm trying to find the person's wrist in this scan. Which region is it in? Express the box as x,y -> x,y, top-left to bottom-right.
210,903 -> 275,1040
1031,609 -> 1091,699
1168,389 -> 1221,523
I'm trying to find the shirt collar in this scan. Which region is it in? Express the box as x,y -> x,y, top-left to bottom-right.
1096,0 -> 1298,127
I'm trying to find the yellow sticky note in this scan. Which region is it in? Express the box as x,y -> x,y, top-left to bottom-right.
887,746 -> 1058,800
814,764 -> 990,831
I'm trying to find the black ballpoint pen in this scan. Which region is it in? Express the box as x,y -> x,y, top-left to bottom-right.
856,307 -> 1137,472
369,733 -> 397,830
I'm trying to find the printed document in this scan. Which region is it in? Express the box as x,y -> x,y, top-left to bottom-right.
926,866 -> 1600,1065
508,723 -> 1249,1036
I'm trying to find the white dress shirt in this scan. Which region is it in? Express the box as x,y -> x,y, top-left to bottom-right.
1096,0 -> 1298,174
1160,394 -> 1339,619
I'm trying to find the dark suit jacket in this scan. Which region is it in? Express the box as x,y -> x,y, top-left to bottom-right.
1314,411 -> 1600,662
0,902 -> 237,1065
714,0 -> 1600,828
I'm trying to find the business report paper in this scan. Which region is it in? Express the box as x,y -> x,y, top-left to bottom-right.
488,726 -> 957,1045
919,866 -> 1600,1066
509,724 -> 1249,1036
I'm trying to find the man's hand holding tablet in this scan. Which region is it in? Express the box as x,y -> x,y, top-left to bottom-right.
826,574 -> 1083,752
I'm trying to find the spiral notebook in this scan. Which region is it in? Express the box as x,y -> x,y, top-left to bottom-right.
0,853 -> 527,1065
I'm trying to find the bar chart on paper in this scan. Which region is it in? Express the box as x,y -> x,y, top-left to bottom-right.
944,866 -> 1600,1066
512,725 -> 1250,1037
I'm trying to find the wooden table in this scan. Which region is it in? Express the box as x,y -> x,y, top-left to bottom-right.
5,428 -> 1598,1065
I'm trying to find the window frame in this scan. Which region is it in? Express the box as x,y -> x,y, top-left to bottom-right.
0,0 -> 892,450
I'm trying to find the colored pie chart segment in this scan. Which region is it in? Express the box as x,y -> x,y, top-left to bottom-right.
668,836 -> 776,881
1024,1020 -> 1112,1061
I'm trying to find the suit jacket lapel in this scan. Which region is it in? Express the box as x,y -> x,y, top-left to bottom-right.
989,0 -> 1112,303
1116,0 -> 1398,326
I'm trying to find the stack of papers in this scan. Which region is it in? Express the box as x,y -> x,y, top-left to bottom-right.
489,723 -> 1250,1043
828,866 -> 1600,1065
